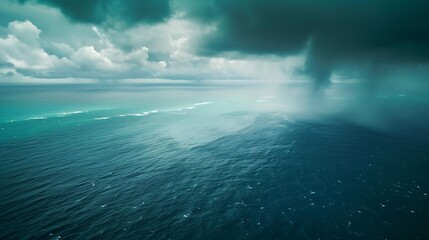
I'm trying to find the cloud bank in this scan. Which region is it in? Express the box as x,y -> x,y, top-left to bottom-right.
1,0 -> 429,90
179,0 -> 429,89
0,20 -> 168,79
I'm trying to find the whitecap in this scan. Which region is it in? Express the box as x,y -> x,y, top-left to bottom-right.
121,111 -> 154,117
94,117 -> 110,120
129,113 -> 149,117
57,110 -> 87,117
27,116 -> 47,120
163,107 -> 186,112
193,102 -> 214,106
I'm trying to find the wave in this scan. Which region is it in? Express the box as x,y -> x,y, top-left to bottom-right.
26,116 -> 48,120
57,111 -> 87,117
119,112 -> 149,117
4,110 -> 88,124
5,101 -> 215,124
146,102 -> 215,114
193,102 -> 214,106
95,102 -> 215,120
94,117 -> 111,120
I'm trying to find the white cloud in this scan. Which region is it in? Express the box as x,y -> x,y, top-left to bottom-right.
0,20 -> 166,78
71,46 -> 121,71
0,20 -> 74,71
8,20 -> 41,46
0,17 -> 304,83
69,27 -> 167,74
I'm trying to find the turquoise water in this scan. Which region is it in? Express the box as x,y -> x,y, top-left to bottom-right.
1,85 -> 429,239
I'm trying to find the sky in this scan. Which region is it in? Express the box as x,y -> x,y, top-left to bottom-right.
1,0 -> 429,89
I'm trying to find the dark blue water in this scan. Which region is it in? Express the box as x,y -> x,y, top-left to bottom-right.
1,86 -> 429,239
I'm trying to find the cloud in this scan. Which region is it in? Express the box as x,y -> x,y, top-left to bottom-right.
0,20 -> 74,71
16,0 -> 172,25
71,46 -> 119,71
0,16 -> 304,83
6,0 -> 429,91
74,26 -> 168,74
0,20 -> 169,78
178,0 -> 429,89
8,19 -> 40,45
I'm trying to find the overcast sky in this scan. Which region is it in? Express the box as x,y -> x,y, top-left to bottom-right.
1,0 -> 429,86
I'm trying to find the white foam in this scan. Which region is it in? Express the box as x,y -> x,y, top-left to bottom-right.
131,113 -> 147,117
161,102 -> 213,113
94,117 -> 110,120
5,110 -> 91,123
193,102 -> 214,106
57,110 -> 87,117
121,112 -> 149,117
164,108 -> 184,112
119,110 -> 161,117
27,116 -> 47,120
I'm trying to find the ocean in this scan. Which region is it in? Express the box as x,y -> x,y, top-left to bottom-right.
1,84 -> 428,239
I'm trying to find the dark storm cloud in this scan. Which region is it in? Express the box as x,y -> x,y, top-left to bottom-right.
178,0 -> 429,88
15,0 -> 171,24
